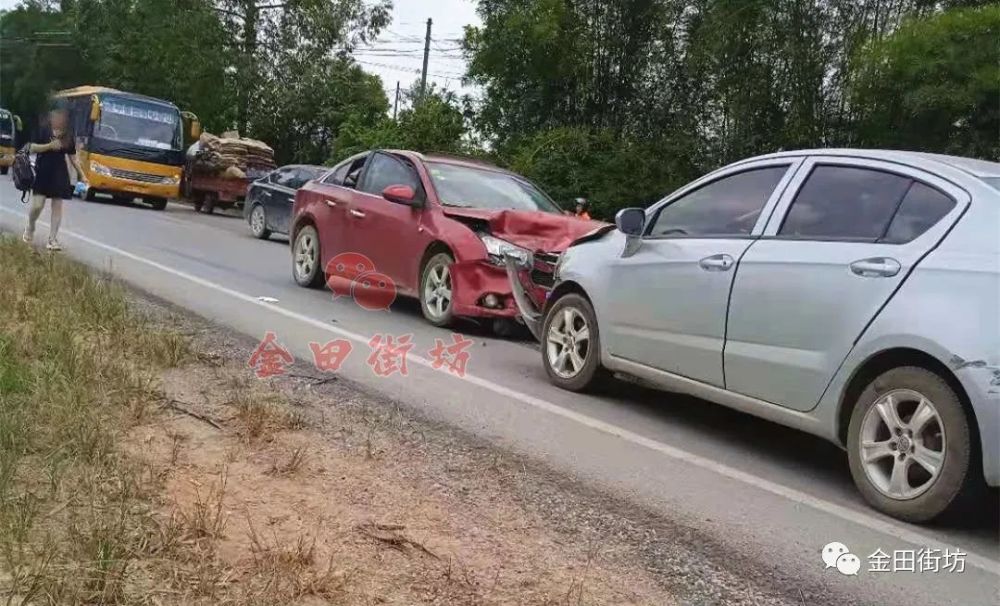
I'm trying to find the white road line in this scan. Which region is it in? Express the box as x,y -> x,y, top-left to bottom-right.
2,205 -> 997,575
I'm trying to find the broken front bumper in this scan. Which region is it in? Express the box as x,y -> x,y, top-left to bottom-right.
503,254 -> 545,341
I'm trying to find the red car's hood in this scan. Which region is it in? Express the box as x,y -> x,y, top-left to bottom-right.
441,207 -> 611,252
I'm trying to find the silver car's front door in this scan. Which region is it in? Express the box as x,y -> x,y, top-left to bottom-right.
724,157 -> 969,411
604,161 -> 800,387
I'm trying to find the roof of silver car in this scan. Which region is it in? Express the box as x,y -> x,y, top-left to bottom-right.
744,149 -> 1000,178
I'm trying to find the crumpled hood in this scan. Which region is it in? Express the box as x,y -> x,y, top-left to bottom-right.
442,207 -> 613,253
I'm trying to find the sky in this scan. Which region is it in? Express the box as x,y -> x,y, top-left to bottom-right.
0,0 -> 483,109
357,0 -> 482,109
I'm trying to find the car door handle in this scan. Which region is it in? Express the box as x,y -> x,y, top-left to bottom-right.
699,254 -> 735,272
850,257 -> 901,278
350,209 -> 366,218
325,199 -> 338,208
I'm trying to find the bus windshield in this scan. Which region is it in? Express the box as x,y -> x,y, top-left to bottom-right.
0,111 -> 13,142
95,97 -> 181,151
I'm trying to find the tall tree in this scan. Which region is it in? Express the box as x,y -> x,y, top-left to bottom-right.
850,5 -> 1000,158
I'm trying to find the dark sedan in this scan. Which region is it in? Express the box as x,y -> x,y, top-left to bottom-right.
245,165 -> 327,239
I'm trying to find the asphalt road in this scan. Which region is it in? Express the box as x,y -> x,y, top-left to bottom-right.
2,182 -> 997,605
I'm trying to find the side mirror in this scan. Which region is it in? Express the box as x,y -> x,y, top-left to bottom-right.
615,208 -> 646,236
383,184 -> 421,207
89,95 -> 101,122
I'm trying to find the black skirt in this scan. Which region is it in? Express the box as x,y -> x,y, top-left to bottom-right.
32,149 -> 74,199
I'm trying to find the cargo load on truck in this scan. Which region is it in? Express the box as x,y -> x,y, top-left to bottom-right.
189,132 -> 276,181
183,131 -> 276,214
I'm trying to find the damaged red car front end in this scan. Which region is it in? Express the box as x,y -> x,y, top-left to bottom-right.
442,207 -> 608,320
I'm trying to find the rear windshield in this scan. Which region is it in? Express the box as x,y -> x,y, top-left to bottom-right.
982,177 -> 1000,191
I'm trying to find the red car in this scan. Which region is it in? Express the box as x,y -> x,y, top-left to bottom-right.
290,150 -> 603,330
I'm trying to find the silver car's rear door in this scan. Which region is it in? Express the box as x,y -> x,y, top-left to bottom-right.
724,157 -> 970,412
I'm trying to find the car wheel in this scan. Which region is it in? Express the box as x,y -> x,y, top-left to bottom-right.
0,166 -> 8,176
847,366 -> 979,523
292,225 -> 325,288
249,204 -> 271,240
542,293 -> 607,392
420,252 -> 455,327
146,197 -> 167,211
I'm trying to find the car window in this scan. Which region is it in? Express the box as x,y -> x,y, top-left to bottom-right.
272,168 -> 297,189
360,153 -> 422,197
647,166 -> 789,238
881,181 -> 956,244
323,163 -> 350,186
779,166 -> 912,241
287,167 -> 321,189
268,169 -> 287,186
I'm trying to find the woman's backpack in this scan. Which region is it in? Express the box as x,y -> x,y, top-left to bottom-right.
11,145 -> 34,203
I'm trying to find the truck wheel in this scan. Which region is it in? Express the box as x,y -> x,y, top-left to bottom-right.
847,366 -> 981,523
147,197 -> 167,211
204,194 -> 217,215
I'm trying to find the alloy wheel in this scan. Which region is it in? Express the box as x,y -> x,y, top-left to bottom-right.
294,232 -> 318,281
423,262 -> 452,320
546,307 -> 591,379
251,205 -> 266,235
859,389 -> 946,500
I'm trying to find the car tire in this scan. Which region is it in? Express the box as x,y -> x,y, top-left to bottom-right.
147,197 -> 167,211
847,366 -> 980,523
420,252 -> 455,327
0,166 -> 8,176
249,204 -> 271,240
292,225 -> 324,288
541,293 -> 608,392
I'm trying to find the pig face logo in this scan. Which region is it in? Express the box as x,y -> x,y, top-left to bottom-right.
326,252 -> 376,299
351,270 -> 397,312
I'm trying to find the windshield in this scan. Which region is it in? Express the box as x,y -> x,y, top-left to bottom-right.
427,162 -> 562,214
0,111 -> 13,142
96,97 -> 181,150
982,177 -> 1000,191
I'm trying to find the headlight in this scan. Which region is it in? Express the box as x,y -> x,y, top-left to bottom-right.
164,175 -> 180,185
478,233 -> 530,266
90,161 -> 112,177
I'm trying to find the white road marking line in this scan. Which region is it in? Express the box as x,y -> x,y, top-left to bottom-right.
2,205 -> 997,575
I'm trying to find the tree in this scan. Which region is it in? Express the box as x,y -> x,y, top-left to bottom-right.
850,5 -> 1000,158
332,85 -> 468,162
251,57 -> 388,164
214,0 -> 392,136
0,2 -> 89,130
72,0 -> 233,131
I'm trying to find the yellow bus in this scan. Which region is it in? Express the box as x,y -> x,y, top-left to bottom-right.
53,86 -> 200,210
0,108 -> 21,175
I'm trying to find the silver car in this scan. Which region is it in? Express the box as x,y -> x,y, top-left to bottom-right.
508,149 -> 999,523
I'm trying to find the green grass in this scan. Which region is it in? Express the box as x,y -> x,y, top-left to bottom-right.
0,238 -> 189,605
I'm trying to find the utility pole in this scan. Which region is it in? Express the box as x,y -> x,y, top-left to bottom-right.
393,81 -> 400,120
419,18 -> 432,101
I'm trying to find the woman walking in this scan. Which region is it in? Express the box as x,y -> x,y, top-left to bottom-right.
23,107 -> 81,251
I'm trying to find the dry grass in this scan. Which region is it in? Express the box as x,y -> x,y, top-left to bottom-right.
0,239 -> 188,604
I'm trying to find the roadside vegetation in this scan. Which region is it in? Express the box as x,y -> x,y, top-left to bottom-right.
0,240 -> 689,604
0,238 -> 187,604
